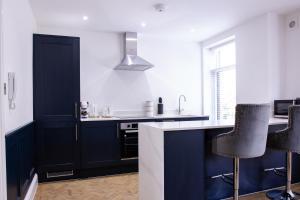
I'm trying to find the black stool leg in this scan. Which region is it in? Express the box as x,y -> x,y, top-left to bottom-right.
266,152 -> 300,200
234,157 -> 239,200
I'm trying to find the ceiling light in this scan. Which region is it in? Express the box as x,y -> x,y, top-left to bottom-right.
141,22 -> 147,27
190,28 -> 196,33
83,16 -> 89,21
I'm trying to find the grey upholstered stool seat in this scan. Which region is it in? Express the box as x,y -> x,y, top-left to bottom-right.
212,104 -> 271,200
266,105 -> 300,200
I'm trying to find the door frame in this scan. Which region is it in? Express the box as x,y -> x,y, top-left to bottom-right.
0,0 -> 7,199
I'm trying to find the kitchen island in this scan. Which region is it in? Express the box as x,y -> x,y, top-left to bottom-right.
139,118 -> 300,200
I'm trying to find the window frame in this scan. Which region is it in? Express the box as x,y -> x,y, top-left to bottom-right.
210,65 -> 236,120
202,37 -> 236,120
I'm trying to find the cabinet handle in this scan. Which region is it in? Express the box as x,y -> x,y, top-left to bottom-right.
47,170 -> 74,179
75,124 -> 78,141
117,123 -> 119,139
75,102 -> 78,119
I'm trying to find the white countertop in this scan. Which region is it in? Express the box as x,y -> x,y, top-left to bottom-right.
81,117 -> 120,121
80,114 -> 209,121
139,118 -> 288,131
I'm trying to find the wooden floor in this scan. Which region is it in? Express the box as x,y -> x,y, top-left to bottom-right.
34,173 -> 300,200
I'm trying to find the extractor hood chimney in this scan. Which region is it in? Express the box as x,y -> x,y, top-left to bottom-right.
114,32 -> 154,71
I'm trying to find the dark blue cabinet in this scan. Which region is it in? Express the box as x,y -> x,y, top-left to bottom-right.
33,34 -> 80,182
164,130 -> 205,200
292,153 -> 300,183
162,124 -> 299,200
80,121 -> 120,169
205,124 -> 288,200
6,122 -> 35,200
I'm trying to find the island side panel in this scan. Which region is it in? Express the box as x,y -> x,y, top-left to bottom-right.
139,124 -> 165,200
164,130 -> 205,200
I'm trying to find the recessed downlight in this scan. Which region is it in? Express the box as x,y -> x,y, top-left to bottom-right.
83,16 -> 89,21
190,28 -> 196,33
141,22 -> 147,27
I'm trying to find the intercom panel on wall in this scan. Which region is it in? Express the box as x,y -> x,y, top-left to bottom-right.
8,72 -> 16,110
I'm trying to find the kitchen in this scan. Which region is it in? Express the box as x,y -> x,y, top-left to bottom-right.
1,0 -> 300,200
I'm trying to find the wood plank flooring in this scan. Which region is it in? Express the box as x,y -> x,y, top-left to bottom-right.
34,173 -> 300,200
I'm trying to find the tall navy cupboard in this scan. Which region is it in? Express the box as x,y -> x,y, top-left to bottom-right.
33,34 -> 80,181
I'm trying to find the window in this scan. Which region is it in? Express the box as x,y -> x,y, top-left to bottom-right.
203,38 -> 236,120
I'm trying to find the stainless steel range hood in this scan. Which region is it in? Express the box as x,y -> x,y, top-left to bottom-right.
115,32 -> 154,71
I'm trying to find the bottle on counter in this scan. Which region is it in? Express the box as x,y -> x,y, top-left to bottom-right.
90,104 -> 99,118
102,105 -> 113,118
80,101 -> 89,118
157,97 -> 164,115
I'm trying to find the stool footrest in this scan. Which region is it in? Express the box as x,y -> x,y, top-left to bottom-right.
264,167 -> 286,177
210,172 -> 234,185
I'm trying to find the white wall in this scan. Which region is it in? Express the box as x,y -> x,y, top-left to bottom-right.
1,0 -> 36,133
282,10 -> 300,99
37,27 -> 203,115
202,13 -> 284,116
0,0 -> 4,198
267,13 -> 284,101
0,0 -> 36,199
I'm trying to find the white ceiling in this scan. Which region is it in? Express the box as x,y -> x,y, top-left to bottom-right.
29,0 -> 300,41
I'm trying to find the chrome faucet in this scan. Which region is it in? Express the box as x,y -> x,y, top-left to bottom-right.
178,95 -> 186,115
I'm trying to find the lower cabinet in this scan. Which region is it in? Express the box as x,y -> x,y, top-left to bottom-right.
36,121 -> 80,182
6,122 -> 35,200
36,117 -> 209,181
80,121 -> 120,169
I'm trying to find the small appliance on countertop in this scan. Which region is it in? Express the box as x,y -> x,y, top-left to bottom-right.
80,101 -> 89,118
144,101 -> 154,117
274,99 -> 297,118
157,97 -> 164,115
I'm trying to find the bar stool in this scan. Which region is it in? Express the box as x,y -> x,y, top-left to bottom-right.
212,104 -> 271,200
266,105 -> 300,200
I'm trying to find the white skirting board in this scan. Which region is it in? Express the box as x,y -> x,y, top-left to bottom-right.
24,174 -> 38,200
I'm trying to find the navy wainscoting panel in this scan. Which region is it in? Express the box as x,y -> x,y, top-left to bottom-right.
6,122 -> 35,200
6,130 -> 20,200
164,130 -> 205,200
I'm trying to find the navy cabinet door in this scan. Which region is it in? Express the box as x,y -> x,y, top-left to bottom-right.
33,34 -> 80,180
81,121 -> 120,168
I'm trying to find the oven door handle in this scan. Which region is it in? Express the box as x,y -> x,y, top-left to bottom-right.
124,130 -> 138,133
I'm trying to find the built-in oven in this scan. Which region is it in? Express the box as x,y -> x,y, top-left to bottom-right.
119,122 -> 139,160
